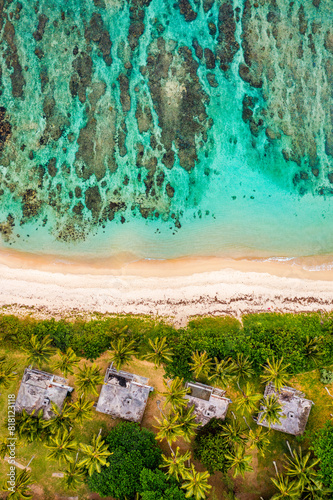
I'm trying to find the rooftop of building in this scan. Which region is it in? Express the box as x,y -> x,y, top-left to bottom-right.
185,380 -> 231,426
15,367 -> 73,419
95,363 -> 152,422
257,383 -> 314,435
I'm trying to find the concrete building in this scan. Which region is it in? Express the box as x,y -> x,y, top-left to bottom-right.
185,381 -> 231,426
15,368 -> 73,419
96,363 -> 153,422
257,383 -> 314,435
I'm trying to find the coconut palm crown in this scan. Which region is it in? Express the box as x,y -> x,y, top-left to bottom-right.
53,347 -> 79,377
109,338 -> 137,371
2,468 -> 33,500
230,353 -> 254,382
235,382 -> 262,415
161,447 -> 191,481
189,351 -> 212,380
75,363 -> 103,396
258,394 -> 285,429
78,433 -> 112,476
154,413 -> 184,445
143,337 -> 173,367
261,357 -> 290,392
208,358 -> 235,389
181,464 -> 212,500
25,334 -> 54,368
159,377 -> 189,411
0,355 -> 17,390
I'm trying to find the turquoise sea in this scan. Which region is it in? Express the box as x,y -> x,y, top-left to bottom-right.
0,0 -> 332,262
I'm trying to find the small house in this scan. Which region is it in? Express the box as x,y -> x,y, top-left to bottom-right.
185,381 -> 232,426
96,363 -> 153,422
257,382 -> 314,435
15,368 -> 73,419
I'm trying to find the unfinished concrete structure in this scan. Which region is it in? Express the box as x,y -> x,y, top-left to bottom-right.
185,381 -> 231,426
15,368 -> 73,419
96,363 -> 153,422
257,383 -> 314,435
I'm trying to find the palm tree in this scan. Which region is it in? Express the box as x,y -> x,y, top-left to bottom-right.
2,468 -> 33,500
45,428 -> 77,465
154,413 -> 184,445
53,347 -> 79,377
160,377 -> 189,411
181,464 -> 212,500
161,447 -> 191,481
283,447 -> 320,490
43,401 -> 74,434
0,356 -> 16,390
208,358 -> 235,389
235,382 -> 262,415
75,363 -> 103,396
248,426 -> 270,457
16,409 -> 45,443
78,433 -> 112,476
225,445 -> 253,478
229,353 -> 254,382
25,334 -> 54,368
69,395 -> 94,425
0,437 -> 8,459
220,419 -> 247,448
301,479 -> 331,499
143,337 -> 173,367
271,474 -> 301,500
62,461 -> 85,490
258,394 -> 284,429
261,357 -> 290,392
189,351 -> 212,380
304,336 -> 324,365
109,338 -> 137,371
176,405 -> 198,442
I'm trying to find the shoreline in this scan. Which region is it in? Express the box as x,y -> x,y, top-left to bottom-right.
0,249 -> 333,326
1,246 -> 333,280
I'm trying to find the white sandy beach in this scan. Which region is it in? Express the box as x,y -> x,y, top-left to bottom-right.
0,250 -> 333,325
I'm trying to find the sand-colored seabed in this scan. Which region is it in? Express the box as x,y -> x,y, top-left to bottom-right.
1,249 -> 333,326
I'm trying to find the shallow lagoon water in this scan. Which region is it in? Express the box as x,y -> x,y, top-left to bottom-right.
0,0 -> 332,261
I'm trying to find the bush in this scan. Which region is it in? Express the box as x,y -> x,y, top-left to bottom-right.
311,421 -> 333,488
163,317 -> 242,380
139,468 -> 188,500
87,422 -> 162,499
1,312 -> 333,376
320,369 -> 333,385
193,418 -> 230,474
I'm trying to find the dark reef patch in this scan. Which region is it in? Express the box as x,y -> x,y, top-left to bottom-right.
3,20 -> 25,97
0,108 -> 11,153
145,37 -> 210,172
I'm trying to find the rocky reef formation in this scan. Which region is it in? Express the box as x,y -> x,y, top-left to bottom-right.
0,0 -> 332,245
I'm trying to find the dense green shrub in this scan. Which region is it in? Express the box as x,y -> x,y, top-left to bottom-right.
239,313 -> 329,372
164,317 -> 242,380
1,312 -> 333,376
311,421 -> 333,489
139,469 -> 188,500
193,418 -> 230,474
87,422 -> 162,499
164,313 -> 333,378
320,369 -> 333,385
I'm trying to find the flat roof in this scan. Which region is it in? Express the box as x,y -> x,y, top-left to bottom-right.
257,383 -> 313,435
185,381 -> 231,426
96,364 -> 152,422
15,368 -> 73,419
